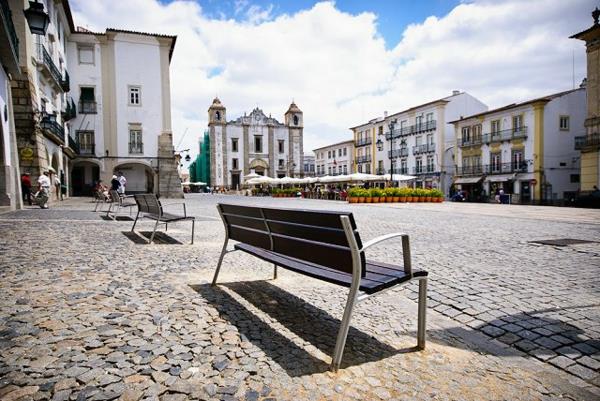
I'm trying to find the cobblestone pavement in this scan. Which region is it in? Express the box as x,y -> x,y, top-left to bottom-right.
0,195 -> 599,401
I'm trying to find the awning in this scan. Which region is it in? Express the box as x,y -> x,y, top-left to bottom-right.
454,176 -> 483,184
485,174 -> 516,183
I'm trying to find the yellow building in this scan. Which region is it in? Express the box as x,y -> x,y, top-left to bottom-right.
572,8 -> 600,192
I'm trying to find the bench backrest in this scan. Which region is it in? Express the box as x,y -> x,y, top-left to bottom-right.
134,194 -> 163,216
108,189 -> 121,204
218,203 -> 366,277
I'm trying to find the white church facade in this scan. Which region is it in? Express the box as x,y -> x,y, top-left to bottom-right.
207,98 -> 304,188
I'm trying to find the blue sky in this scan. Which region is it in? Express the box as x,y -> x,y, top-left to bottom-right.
183,0 -> 462,48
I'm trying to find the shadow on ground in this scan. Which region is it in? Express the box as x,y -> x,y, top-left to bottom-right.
100,215 -> 134,221
121,231 -> 182,245
192,281 -> 416,376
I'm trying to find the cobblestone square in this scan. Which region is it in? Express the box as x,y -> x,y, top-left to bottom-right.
1,195 -> 599,401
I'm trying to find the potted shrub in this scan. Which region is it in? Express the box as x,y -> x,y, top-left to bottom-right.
364,188 -> 373,203
357,188 -> 367,203
431,188 -> 444,202
347,187 -> 360,203
392,187 -> 401,202
370,188 -> 383,203
424,188 -> 433,202
383,187 -> 395,203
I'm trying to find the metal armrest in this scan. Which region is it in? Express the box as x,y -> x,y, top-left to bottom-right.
360,232 -> 412,273
160,202 -> 187,216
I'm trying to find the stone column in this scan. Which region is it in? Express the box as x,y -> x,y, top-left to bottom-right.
157,132 -> 183,198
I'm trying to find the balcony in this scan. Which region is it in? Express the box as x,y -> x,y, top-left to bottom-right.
355,137 -> 372,147
0,0 -> 19,74
129,142 -> 144,154
413,165 -> 436,175
459,136 -> 483,147
40,115 -> 64,144
37,43 -> 69,92
388,148 -> 408,158
458,165 -> 484,176
388,120 -> 437,139
62,98 -> 77,121
356,155 -> 371,163
77,143 -> 95,155
574,133 -> 600,150
79,100 -> 98,114
482,126 -> 528,144
388,168 -> 409,174
413,144 -> 434,155
484,161 -> 530,175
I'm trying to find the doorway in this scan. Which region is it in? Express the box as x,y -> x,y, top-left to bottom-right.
520,181 -> 531,204
231,173 -> 240,189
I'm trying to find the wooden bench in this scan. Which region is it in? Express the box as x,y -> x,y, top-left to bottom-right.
212,203 -> 428,371
131,194 -> 195,244
106,189 -> 136,220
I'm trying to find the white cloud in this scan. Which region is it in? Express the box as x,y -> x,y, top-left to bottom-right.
69,0 -> 591,159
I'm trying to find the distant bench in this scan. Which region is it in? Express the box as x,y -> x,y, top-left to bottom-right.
132,194 -> 195,244
212,203 -> 428,371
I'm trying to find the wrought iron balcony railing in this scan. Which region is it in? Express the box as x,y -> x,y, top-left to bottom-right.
129,142 -> 144,154
412,165 -> 436,174
459,136 -> 483,147
458,161 -> 530,176
68,135 -> 79,153
77,143 -> 95,155
61,70 -> 70,92
356,155 -> 371,163
1,0 -> 19,65
388,120 -> 437,139
79,100 -> 97,114
574,133 -> 600,150
41,115 -> 64,142
388,168 -> 409,174
355,137 -> 372,147
482,127 -> 528,144
388,148 -> 408,158
413,144 -> 435,155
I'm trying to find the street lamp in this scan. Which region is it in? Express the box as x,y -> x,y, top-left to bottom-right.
376,119 -> 396,182
24,0 -> 50,36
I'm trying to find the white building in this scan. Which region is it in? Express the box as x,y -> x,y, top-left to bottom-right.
0,0 -> 21,210
303,153 -> 315,177
452,87 -> 586,204
66,28 -> 179,196
351,91 -> 487,193
207,98 -> 304,188
314,140 -> 354,177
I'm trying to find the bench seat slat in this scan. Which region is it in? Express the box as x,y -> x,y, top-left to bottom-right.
234,243 -> 427,294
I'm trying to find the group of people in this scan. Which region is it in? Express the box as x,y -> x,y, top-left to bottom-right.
21,170 -> 65,209
94,171 -> 127,200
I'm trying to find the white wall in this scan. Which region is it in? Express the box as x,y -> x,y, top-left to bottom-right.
113,33 -> 163,159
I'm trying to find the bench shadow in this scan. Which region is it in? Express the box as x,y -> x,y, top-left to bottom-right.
101,215 -> 134,221
121,231 -> 182,245
424,308 -> 598,359
192,281 -> 410,375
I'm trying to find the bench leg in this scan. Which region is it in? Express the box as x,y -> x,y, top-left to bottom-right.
106,202 -> 112,218
273,264 -> 278,279
417,277 -> 427,350
131,212 -> 140,232
149,219 -> 160,244
190,220 -> 195,245
211,238 -> 229,286
94,198 -> 100,212
331,286 -> 360,372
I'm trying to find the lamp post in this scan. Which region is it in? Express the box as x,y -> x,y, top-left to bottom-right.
376,119 -> 396,185
24,0 -> 50,36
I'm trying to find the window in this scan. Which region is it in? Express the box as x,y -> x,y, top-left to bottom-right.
491,120 -> 500,133
328,166 -> 332,175
513,115 -> 523,131
278,159 -> 284,169
559,116 -> 570,131
231,138 -> 238,152
512,150 -> 524,171
401,159 -> 407,174
426,134 -> 433,145
415,157 -> 423,173
278,140 -> 284,153
79,87 -> 96,113
358,165 -> 362,173
129,127 -> 143,154
343,165 -> 347,174
78,46 -> 94,64
365,164 -> 371,174
416,136 -> 423,146
232,158 -> 238,169
129,86 -> 141,106
473,124 -> 482,141
338,148 -> 342,157
378,126 -> 383,137
426,112 -> 434,123
461,127 -> 471,144
427,155 -> 435,172
338,166 -> 342,174
76,130 -> 95,155
416,115 -> 423,129
378,160 -> 383,174
328,151 -> 331,159
343,147 -> 347,156
491,152 -> 501,172
570,174 -> 580,183
254,136 -> 262,153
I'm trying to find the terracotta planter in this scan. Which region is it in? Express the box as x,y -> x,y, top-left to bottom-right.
426,197 -> 432,202
385,196 -> 393,203
392,196 -> 400,202
399,196 -> 406,202
358,197 -> 365,203
372,197 -> 379,203
437,197 -> 444,202
348,197 -> 357,203
365,197 -> 372,203
419,196 -> 425,202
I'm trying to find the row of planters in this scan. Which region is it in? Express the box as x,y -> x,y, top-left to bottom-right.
271,187 -> 302,197
347,187 -> 444,203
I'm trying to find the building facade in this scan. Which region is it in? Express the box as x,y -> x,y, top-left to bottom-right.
66,27 -> 180,197
303,153 -> 315,177
351,91 -> 487,193
207,98 -> 304,188
0,0 -> 21,209
314,140 -> 354,176
452,88 -> 586,204
572,9 -> 600,192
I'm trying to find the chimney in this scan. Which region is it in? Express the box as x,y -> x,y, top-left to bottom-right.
452,90 -> 460,96
384,111 -> 388,118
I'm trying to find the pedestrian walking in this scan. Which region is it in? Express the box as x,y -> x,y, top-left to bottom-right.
111,175 -> 120,191
53,174 -> 61,201
36,171 -> 51,209
117,171 -> 127,194
21,173 -> 32,205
